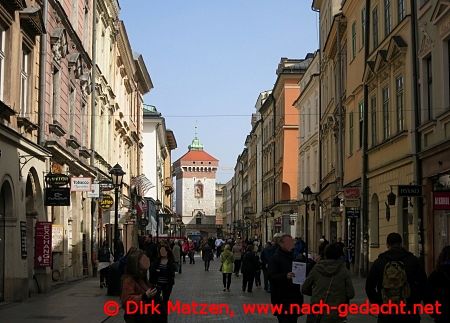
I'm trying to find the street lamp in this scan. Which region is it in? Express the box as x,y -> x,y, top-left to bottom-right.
155,199 -> 162,242
109,163 -> 125,261
301,186 -> 314,262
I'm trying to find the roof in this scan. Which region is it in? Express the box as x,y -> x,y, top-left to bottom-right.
178,150 -> 218,162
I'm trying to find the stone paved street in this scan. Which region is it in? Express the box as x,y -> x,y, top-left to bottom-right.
0,253 -> 435,323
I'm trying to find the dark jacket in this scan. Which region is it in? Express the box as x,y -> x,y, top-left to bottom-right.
302,259 -> 354,323
268,248 -> 303,316
241,251 -> 259,274
427,263 -> 450,323
365,246 -> 427,322
261,245 -> 277,268
149,258 -> 176,287
202,244 -> 214,261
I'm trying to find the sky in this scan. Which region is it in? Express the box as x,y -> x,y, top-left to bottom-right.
120,0 -> 318,183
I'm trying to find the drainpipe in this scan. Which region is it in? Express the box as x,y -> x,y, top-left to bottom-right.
38,0 -> 48,146
361,0 -> 371,277
90,0 -> 98,277
410,0 -> 424,264
337,15 -> 344,193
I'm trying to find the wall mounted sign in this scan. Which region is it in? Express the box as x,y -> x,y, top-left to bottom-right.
344,199 -> 360,208
99,194 -> 114,210
52,224 -> 64,253
45,174 -> 70,187
44,187 -> 71,206
398,185 -> 422,197
35,222 -> 52,268
346,208 -> 360,219
70,177 -> 92,192
433,191 -> 450,210
87,183 -> 100,198
344,187 -> 361,199
20,221 -> 27,259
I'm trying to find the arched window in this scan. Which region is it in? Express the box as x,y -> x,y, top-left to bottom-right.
370,194 -> 380,247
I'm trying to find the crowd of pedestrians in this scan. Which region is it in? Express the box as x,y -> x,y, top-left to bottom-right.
96,232 -> 450,323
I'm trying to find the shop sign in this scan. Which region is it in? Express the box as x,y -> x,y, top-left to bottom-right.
433,191 -> 450,210
344,199 -> 360,208
20,221 -> 27,259
71,177 -> 92,192
347,218 -> 357,263
52,225 -> 64,253
44,187 -> 71,206
99,194 -> 114,210
45,174 -> 70,187
344,187 -> 360,199
346,208 -> 360,219
398,185 -> 422,197
35,222 -> 52,268
87,183 -> 100,198
99,180 -> 114,192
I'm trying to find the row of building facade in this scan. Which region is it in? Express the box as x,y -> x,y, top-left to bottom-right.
224,0 -> 450,275
0,0 -> 177,302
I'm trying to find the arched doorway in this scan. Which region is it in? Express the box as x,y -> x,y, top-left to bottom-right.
0,180 -> 13,301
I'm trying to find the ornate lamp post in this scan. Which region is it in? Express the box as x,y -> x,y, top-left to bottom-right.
302,186 -> 314,261
109,163 -> 125,261
155,199 -> 162,241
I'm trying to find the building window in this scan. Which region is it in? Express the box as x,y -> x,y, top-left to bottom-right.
52,66 -> 61,121
20,46 -> 31,116
349,112 -> 354,155
384,0 -> 392,37
383,87 -> 391,140
352,22 -> 357,59
398,0 -> 405,22
396,76 -> 404,132
69,86 -> 76,135
372,6 -> 379,49
361,7 -> 366,49
425,55 -> 433,121
359,101 -> 364,148
371,96 -> 377,146
0,25 -> 5,101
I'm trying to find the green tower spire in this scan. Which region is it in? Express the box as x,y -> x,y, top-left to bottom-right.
188,125 -> 203,151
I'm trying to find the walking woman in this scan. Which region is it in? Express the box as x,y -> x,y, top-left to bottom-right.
202,242 -> 214,271
302,242 -> 355,323
150,245 -> 176,323
220,244 -> 234,292
232,240 -> 242,277
241,245 -> 259,293
427,246 -> 450,323
98,240 -> 112,288
121,249 -> 163,323
188,240 -> 196,264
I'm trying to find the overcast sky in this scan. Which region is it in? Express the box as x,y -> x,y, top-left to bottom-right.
120,0 -> 318,183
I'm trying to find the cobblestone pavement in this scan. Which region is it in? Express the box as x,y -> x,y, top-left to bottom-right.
0,253 -> 436,323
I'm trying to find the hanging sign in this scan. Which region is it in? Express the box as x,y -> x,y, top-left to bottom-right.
99,180 -> 114,192
70,177 -> 92,192
398,185 -> 422,197
434,191 -> 450,210
44,187 -> 71,206
344,187 -> 361,199
45,174 -> 70,187
99,194 -> 114,210
35,222 -> 52,268
52,225 -> 64,253
87,183 -> 100,198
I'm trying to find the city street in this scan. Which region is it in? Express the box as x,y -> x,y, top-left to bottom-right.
0,253 -> 435,323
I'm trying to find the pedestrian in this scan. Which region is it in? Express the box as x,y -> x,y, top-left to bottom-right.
268,234 -> 303,323
182,239 -> 189,264
302,242 -> 355,323
144,235 -> 158,263
202,242 -> 214,271
215,237 -> 225,258
232,240 -> 242,277
121,249 -> 163,323
254,244 -> 262,288
150,245 -> 176,323
241,245 -> 259,293
293,237 -> 305,259
172,240 -> 182,274
261,241 -> 276,292
188,240 -> 195,264
98,240 -> 113,288
220,244 -> 234,292
317,236 -> 329,261
366,232 -> 427,323
427,245 -> 450,323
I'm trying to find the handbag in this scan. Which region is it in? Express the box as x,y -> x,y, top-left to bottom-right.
314,275 -> 335,323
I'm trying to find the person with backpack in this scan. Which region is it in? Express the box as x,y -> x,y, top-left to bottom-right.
427,245 -> 450,323
365,232 -> 427,323
302,242 -> 355,323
